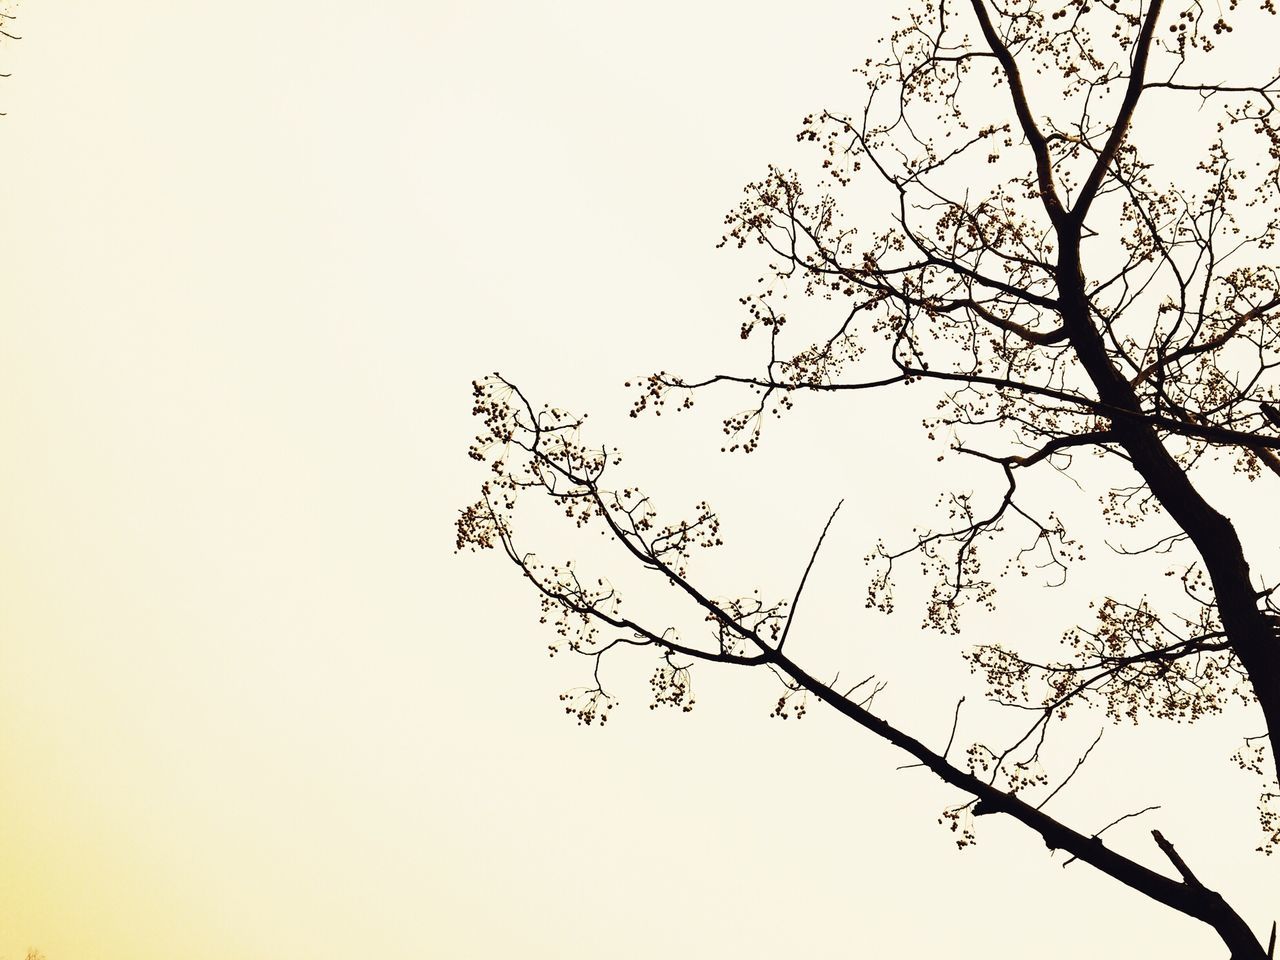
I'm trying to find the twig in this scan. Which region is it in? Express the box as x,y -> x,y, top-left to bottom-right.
944,696 -> 966,761
1036,728 -> 1104,810
777,500 -> 844,652
1062,804 -> 1161,868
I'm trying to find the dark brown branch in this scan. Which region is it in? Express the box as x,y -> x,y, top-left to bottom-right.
969,0 -> 1068,228
934,297 -> 1068,345
670,368 -> 1280,452
777,500 -> 843,653
1152,829 -> 1206,889
774,649 -> 1266,958
509,403 -> 1263,953
1132,296 -> 1280,386
1071,0 -> 1164,226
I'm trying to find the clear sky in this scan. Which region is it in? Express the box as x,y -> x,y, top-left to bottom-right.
1,3 -> 1277,959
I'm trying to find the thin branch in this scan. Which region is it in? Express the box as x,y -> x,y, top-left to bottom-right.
1036,729 -> 1104,811
777,500 -> 844,653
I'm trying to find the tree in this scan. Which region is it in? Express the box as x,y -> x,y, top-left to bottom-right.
458,1 -> 1280,956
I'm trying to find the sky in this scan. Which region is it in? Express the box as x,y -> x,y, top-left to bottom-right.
1,2 -> 1278,959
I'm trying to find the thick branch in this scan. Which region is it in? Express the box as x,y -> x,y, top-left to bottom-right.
1071,0 -> 1164,225
771,648 -> 1265,957
969,0 -> 1068,228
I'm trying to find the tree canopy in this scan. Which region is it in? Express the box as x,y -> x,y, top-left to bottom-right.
461,1 -> 1280,955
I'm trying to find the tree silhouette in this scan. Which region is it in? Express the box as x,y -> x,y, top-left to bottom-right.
459,1 -> 1280,956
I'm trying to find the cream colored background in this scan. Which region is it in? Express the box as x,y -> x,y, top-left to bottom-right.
0,3 -> 1276,958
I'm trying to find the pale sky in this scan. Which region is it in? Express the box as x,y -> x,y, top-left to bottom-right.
1,3 -> 1277,959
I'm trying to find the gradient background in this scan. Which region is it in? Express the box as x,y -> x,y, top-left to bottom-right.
1,3 -> 1277,958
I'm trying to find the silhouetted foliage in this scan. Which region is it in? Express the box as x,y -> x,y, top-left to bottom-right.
461,2 -> 1280,956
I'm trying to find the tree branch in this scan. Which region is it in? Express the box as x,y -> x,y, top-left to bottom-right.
1071,0 -> 1164,226
969,0 -> 1068,228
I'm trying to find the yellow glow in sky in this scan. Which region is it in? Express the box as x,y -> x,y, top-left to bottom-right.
1,3 -> 1277,959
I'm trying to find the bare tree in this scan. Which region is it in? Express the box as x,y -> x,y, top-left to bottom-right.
459,1 -> 1280,956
